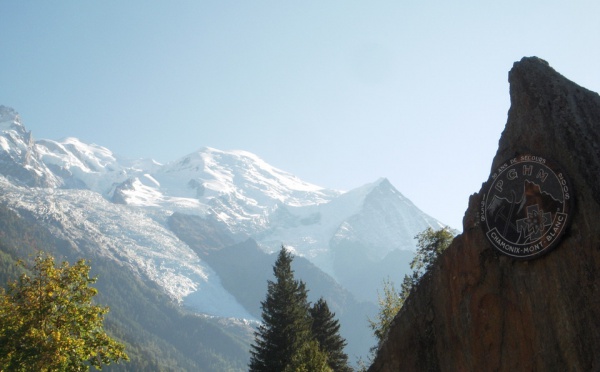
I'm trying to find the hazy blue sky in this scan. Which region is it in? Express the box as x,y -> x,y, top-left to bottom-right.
1,1 -> 599,229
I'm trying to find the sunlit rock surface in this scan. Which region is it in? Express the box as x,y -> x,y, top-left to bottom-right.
369,57 -> 600,371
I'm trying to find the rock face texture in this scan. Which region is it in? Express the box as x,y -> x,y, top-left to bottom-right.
368,57 -> 600,371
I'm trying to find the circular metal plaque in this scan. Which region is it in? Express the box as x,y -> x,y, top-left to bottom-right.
480,155 -> 573,259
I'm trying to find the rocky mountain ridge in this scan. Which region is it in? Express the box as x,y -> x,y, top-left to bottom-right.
0,105 -> 443,302
369,57 -> 600,371
0,104 -> 446,361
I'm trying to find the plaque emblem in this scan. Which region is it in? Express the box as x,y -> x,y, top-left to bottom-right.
480,155 -> 572,259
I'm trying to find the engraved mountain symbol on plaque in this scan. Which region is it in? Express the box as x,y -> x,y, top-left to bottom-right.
486,180 -> 562,245
369,57 -> 600,372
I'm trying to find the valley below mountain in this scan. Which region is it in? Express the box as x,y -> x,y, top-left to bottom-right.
0,105 -> 445,368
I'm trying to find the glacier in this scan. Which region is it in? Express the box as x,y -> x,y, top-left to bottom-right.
0,104 -> 446,315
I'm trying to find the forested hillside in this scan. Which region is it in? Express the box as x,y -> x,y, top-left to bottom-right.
0,203 -> 253,371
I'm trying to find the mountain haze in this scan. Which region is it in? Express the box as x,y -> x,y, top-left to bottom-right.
0,104 -> 445,365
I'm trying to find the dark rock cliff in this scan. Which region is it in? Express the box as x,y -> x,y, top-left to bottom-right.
368,57 -> 600,371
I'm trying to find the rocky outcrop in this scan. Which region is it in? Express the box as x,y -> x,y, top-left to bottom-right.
110,178 -> 136,204
368,57 -> 600,371
0,106 -> 59,187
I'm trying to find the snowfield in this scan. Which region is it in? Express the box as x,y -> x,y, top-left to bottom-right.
0,176 -> 254,319
0,105 -> 446,317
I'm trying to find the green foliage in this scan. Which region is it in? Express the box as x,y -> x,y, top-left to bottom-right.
0,203 -> 251,371
411,226 -> 455,278
0,253 -> 128,371
284,340 -> 333,372
368,227 -> 454,354
367,277 -> 402,348
310,298 -> 351,372
170,214 -> 376,361
355,357 -> 370,372
249,246 -> 312,371
250,247 -> 351,371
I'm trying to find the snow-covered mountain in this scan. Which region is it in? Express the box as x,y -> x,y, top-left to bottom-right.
0,105 -> 445,298
0,107 -> 60,187
0,105 -> 447,359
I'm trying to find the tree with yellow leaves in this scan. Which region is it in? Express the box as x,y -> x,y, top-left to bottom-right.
0,253 -> 128,371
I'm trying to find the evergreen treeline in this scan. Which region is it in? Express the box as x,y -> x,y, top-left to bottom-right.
0,203 -> 251,371
250,247 -> 352,372
169,214 -> 378,361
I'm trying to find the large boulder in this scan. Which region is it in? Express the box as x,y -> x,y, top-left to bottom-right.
369,57 -> 600,371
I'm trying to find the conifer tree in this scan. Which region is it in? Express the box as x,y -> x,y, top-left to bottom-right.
310,297 -> 352,372
249,246 -> 312,372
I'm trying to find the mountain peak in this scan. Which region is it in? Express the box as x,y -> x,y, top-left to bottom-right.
0,105 -> 26,134
164,147 -> 337,204
370,57 -> 600,371
0,105 -> 19,124
370,177 -> 397,192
